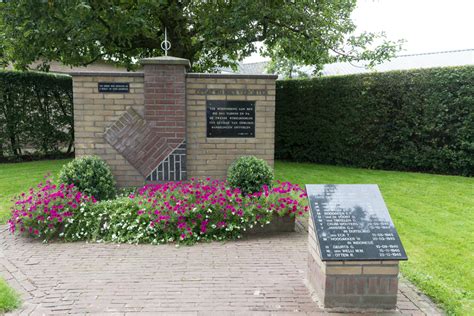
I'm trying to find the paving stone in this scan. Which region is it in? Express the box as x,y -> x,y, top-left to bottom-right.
0,224 -> 442,315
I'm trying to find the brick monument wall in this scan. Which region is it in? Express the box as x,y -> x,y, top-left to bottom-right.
72,57 -> 277,187
186,74 -> 276,179
72,73 -> 145,187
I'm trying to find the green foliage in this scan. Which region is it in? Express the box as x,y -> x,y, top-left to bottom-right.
58,156 -> 116,200
0,71 -> 73,159
62,197 -> 142,243
266,48 -> 310,79
0,1 -> 400,72
0,278 -> 20,313
276,66 -> 474,176
227,156 -> 274,195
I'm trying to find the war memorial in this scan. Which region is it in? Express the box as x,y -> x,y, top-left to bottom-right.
69,53 -> 409,311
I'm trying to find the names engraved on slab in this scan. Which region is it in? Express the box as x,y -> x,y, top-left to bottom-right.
306,184 -> 407,261
98,82 -> 130,93
206,100 -> 255,138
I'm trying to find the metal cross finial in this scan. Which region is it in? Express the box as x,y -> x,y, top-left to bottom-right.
161,27 -> 171,56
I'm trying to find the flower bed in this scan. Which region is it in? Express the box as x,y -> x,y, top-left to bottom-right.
9,178 -> 308,245
8,178 -> 95,239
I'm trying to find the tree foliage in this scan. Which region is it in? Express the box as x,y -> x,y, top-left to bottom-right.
0,0 -> 401,72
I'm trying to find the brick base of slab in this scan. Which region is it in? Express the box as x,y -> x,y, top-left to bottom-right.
307,216 -> 400,309
247,215 -> 295,234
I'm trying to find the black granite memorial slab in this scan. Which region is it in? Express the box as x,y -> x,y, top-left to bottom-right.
98,82 -> 130,93
206,100 -> 255,138
306,184 -> 407,261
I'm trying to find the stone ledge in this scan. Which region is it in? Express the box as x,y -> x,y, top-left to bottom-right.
141,56 -> 191,68
70,72 -> 144,77
186,73 -> 278,80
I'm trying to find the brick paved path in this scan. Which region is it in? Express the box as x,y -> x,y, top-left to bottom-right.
0,225 -> 442,315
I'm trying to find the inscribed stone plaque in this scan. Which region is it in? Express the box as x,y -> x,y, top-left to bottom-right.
306,184 -> 407,261
206,100 -> 255,138
98,82 -> 129,93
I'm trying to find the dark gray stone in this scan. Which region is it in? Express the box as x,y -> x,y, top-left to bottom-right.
206,100 -> 255,138
325,294 -> 397,309
306,184 -> 407,261
246,215 -> 295,234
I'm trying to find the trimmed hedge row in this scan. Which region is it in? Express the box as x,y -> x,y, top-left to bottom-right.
276,66 -> 474,176
0,71 -> 73,160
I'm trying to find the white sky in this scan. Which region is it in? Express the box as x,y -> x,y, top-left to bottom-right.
244,0 -> 474,63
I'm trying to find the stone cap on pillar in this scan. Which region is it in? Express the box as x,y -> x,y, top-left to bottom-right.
140,56 -> 191,68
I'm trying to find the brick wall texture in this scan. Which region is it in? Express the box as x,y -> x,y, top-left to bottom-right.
143,64 -> 187,181
72,63 -> 276,187
186,75 -> 275,179
73,74 -> 145,187
307,216 -> 400,309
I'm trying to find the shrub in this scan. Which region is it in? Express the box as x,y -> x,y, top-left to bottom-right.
58,156 -> 116,200
0,71 -> 73,160
8,178 -> 95,239
276,66 -> 474,176
12,178 -> 309,245
227,156 -> 274,195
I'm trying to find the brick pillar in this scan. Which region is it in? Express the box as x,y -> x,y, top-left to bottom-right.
141,57 -> 189,181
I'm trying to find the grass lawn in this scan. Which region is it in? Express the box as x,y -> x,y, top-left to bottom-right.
0,278 -> 20,313
0,159 -> 472,314
276,161 -> 473,315
0,159 -> 72,223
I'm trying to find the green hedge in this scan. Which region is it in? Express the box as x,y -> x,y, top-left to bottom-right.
276,66 -> 474,176
0,71 -> 73,160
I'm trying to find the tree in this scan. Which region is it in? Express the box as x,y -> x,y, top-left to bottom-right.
266,57 -> 309,79
0,0 -> 402,73
266,45 -> 310,78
